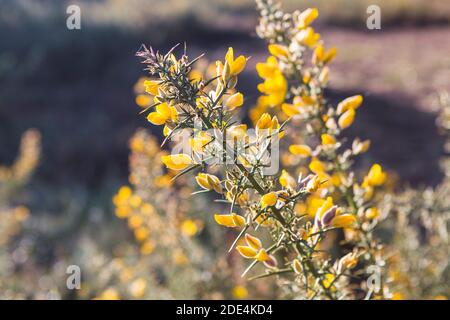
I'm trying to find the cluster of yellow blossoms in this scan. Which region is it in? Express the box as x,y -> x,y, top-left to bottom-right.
134,0 -> 391,299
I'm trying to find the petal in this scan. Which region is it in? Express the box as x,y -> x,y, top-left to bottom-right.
161,154 -> 192,171
147,112 -> 167,125
231,55 -> 247,75
331,214 -> 357,228
225,47 -> 234,65
236,245 -> 258,258
156,103 -> 171,118
245,234 -> 262,250
214,214 -> 236,227
289,144 -> 311,157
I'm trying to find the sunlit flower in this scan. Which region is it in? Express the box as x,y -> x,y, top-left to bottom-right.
225,92 -> 244,110
268,44 -> 289,58
363,164 -> 386,187
289,144 -> 311,157
296,27 -> 320,47
195,173 -> 222,193
261,192 -> 277,208
338,108 -> 355,129
143,80 -> 159,95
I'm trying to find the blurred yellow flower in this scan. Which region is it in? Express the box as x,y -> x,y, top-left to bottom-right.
337,95 -> 363,115
321,133 -> 336,145
225,92 -> 244,110
143,80 -> 159,95
214,213 -> 245,228
129,278 -> 147,299
232,285 -> 248,299
195,173 -> 222,193
289,144 -> 311,157
338,108 -> 355,129
363,164 -> 386,187
135,94 -> 152,108
181,219 -> 199,237
268,44 -> 289,58
296,27 -> 320,47
225,47 -> 247,76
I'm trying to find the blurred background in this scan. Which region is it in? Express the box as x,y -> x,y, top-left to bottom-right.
0,0 -> 449,299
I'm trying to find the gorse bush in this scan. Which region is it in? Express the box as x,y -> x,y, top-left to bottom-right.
135,0 -> 391,299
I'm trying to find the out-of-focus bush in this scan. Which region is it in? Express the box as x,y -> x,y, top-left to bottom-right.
381,93 -> 450,299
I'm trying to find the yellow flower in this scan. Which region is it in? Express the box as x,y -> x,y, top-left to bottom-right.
322,274 -> 335,289
113,186 -> 132,205
115,206 -> 130,219
140,240 -> 155,255
129,278 -> 147,299
143,80 -> 159,95
163,125 -> 172,137
330,214 -> 357,228
279,170 -> 296,189
292,259 -> 303,274
245,233 -> 262,250
134,227 -> 150,242
256,56 -> 279,79
309,158 -> 326,174
338,108 -> 355,129
338,252 -> 358,272
214,213 -> 245,228
181,219 -> 199,237
96,288 -> 120,300
363,164 -> 386,187
297,8 -> 319,29
261,192 -> 277,208
316,196 -> 334,219
257,72 -> 287,106
254,248 -> 270,261
352,138 -> 371,154
232,285 -> 248,299
128,215 -> 143,229
321,133 -> 336,145
135,94 -> 152,108
147,103 -> 178,125
289,144 -> 311,157
305,175 -> 321,193
236,245 -> 258,258
225,47 -> 247,76
195,173 -> 222,193
337,95 -> 363,115
189,131 -> 212,153
391,292 -> 404,300
256,113 -> 284,137
268,44 -> 289,58
228,124 -> 248,140
312,45 -> 336,65
161,154 -> 193,171
225,92 -> 244,110
296,27 -> 320,47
